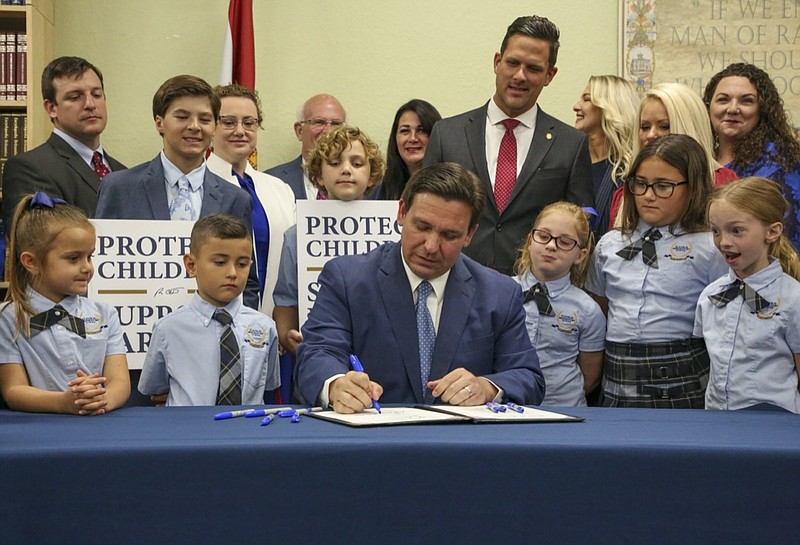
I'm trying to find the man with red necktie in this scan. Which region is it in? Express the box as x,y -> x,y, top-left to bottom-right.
1,56 -> 126,231
424,15 -> 593,276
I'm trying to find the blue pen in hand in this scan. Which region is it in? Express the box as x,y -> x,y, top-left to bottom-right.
349,354 -> 382,414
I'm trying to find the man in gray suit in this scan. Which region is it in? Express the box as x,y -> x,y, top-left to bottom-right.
424,15 -> 593,275
264,94 -> 346,200
1,57 -> 125,230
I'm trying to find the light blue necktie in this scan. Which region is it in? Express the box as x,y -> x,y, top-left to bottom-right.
416,281 -> 436,392
170,176 -> 194,221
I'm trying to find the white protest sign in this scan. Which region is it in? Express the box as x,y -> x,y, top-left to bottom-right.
89,220 -> 194,370
296,200 -> 401,325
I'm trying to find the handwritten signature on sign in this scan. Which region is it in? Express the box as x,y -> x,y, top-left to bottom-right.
154,287 -> 186,297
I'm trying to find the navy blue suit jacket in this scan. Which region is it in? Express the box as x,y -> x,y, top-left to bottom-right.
296,242 -> 544,406
94,154 -> 259,308
265,155 -> 306,200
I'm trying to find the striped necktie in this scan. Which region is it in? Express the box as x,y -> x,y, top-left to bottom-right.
213,309 -> 242,405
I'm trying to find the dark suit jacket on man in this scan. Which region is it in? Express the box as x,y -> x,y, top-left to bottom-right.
423,103 -> 594,275
265,155 -> 306,200
94,154 -> 259,308
295,242 -> 544,406
1,133 -> 126,230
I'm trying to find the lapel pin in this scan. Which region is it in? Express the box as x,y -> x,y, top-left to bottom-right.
546,133 -> 553,140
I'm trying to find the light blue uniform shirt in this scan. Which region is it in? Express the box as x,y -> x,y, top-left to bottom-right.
139,294 -> 280,406
586,222 -> 727,343
0,290 -> 126,391
694,259 -> 800,413
515,271 -> 606,406
273,224 -> 298,307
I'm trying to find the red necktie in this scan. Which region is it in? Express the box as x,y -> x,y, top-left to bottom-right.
92,151 -> 110,181
494,118 -> 520,213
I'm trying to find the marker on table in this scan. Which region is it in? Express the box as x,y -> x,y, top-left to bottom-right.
349,354 -> 382,414
214,409 -> 256,421
260,414 -> 276,426
245,407 -> 294,418
280,407 -> 323,419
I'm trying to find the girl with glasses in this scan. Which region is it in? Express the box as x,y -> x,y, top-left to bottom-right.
513,201 -> 606,406
586,134 -> 727,408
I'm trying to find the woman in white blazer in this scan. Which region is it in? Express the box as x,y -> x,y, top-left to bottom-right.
207,84 -> 296,317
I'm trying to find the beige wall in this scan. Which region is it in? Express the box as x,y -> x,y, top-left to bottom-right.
53,0 -> 620,168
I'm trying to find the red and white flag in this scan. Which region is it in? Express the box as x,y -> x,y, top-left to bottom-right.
218,0 -> 255,88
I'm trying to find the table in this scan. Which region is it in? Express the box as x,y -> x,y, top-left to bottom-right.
1,406 -> 798,544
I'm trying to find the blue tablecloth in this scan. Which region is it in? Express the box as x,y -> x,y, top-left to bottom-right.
1,406 -> 798,544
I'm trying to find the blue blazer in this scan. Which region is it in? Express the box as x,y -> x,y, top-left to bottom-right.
94,154 -> 259,308
296,242 -> 544,406
264,155 -> 306,200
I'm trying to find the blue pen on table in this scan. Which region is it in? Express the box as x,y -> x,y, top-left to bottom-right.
260,414 -> 276,426
244,407 -> 293,418
506,402 -> 525,413
349,354 -> 382,414
214,408 -> 256,421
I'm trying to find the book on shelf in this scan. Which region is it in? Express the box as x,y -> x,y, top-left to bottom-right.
0,111 -> 26,192
0,31 -> 27,100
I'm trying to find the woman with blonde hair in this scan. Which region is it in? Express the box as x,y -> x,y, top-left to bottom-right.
572,75 -> 639,236
609,82 -> 737,226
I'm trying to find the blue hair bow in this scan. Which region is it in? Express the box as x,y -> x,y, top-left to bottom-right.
581,206 -> 598,231
29,192 -> 67,209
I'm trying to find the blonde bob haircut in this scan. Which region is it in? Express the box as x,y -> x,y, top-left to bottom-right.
633,82 -> 721,179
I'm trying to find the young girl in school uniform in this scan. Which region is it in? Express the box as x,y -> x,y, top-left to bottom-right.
586,134 -> 727,408
0,193 -> 130,414
695,178 -> 800,413
513,201 -> 606,406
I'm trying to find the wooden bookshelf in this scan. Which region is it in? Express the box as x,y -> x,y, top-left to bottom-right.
0,0 -> 54,151
1,2 -> 53,280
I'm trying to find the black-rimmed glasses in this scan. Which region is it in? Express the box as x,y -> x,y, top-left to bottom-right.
531,229 -> 580,251
627,178 -> 688,198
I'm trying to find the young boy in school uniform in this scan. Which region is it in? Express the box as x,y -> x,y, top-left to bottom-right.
139,214 -> 279,406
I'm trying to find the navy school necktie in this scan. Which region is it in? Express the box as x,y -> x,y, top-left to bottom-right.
708,280 -> 772,312
616,228 -> 662,268
29,305 -> 86,338
524,283 -> 554,316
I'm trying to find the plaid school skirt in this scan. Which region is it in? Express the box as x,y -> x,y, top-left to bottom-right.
600,338 -> 710,409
